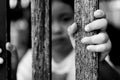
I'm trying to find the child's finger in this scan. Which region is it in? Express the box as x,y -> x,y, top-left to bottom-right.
6,42 -> 18,69
0,58 -> 4,64
0,48 -> 3,64
10,0 -> 17,9
6,42 -> 18,58
86,39 -> 111,52
21,0 -> 30,8
68,23 -> 77,36
85,18 -> 107,32
6,42 -> 15,52
0,48 -> 2,53
67,23 -> 77,48
94,10 -> 106,19
81,32 -> 108,44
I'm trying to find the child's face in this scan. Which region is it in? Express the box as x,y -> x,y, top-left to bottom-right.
52,0 -> 74,54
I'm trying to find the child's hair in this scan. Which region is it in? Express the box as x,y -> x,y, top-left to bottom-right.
61,0 -> 74,10
52,0 -> 74,10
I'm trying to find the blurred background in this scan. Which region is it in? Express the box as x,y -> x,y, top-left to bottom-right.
9,0 -> 31,61
100,0 -> 120,74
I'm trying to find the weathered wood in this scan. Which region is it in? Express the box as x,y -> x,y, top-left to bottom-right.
0,0 -> 11,80
31,0 -> 50,80
74,0 -> 99,80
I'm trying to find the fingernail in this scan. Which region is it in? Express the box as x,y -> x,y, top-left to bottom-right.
85,25 -> 89,31
71,23 -> 75,29
72,23 -> 76,26
86,46 -> 91,51
71,23 -> 76,30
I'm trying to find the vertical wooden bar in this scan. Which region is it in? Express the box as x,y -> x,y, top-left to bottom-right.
0,0 -> 11,80
74,0 -> 98,80
31,0 -> 50,80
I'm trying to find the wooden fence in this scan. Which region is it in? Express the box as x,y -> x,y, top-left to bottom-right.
0,0 -> 99,80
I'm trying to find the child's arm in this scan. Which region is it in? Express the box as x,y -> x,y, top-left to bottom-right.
67,10 -> 111,61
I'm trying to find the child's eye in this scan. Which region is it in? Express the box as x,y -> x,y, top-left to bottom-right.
62,16 -> 73,22
60,14 -> 73,23
63,17 -> 72,22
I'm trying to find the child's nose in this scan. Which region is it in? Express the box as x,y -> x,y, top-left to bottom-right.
52,22 -> 63,35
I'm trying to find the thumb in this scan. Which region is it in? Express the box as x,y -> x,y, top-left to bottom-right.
67,23 -> 77,48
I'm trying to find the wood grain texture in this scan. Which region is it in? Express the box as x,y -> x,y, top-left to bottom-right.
74,0 -> 99,80
31,0 -> 50,80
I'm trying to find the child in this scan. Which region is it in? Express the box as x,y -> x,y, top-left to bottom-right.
51,0 -> 118,80
0,0 -> 120,80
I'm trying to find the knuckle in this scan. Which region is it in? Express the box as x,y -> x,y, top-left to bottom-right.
91,36 -> 95,43
102,42 -> 110,52
102,45 -> 107,52
100,33 -> 108,43
102,19 -> 108,29
107,40 -> 112,51
95,46 -> 100,52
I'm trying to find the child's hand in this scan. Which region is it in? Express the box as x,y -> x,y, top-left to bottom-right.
0,48 -> 4,64
68,10 -> 111,61
10,0 -> 30,9
0,42 -> 18,70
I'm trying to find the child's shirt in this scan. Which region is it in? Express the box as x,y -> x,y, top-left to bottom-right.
17,49 -> 32,80
17,49 -> 75,80
52,50 -> 75,80
16,49 -> 118,80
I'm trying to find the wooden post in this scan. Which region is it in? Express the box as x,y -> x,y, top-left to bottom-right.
74,0 -> 99,80
31,0 -> 50,80
0,0 -> 11,80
